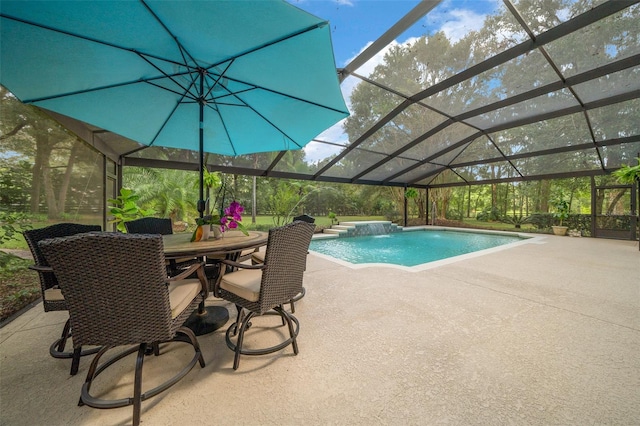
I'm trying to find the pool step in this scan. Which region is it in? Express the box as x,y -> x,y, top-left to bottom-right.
323,227 -> 350,235
323,221 -> 403,237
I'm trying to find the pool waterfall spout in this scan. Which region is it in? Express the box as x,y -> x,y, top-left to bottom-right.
366,223 -> 386,235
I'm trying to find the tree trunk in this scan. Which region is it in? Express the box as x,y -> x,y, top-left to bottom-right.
503,183 -> 509,216
252,176 -> 257,223
539,180 -> 551,212
30,137 -> 54,214
416,189 -> 425,219
606,189 -> 627,215
595,188 -> 605,215
57,143 -> 78,216
42,161 -> 59,219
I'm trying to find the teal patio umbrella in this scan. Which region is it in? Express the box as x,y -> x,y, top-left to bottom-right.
0,0 -> 349,215
1,0 -> 348,334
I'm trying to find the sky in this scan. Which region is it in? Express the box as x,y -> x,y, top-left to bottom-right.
285,0 -> 499,162
288,0 -> 499,66
287,0 -> 422,67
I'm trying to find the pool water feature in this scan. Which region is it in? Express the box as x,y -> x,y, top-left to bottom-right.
310,228 -> 533,270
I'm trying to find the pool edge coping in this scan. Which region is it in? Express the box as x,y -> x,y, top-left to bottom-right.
309,226 -> 547,272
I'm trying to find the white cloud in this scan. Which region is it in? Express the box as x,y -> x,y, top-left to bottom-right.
303,139 -> 344,164
316,118 -> 349,144
439,9 -> 486,43
303,117 -> 349,163
304,2 -> 492,163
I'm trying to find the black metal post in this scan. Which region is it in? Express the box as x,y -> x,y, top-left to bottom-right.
185,68 -> 229,336
197,69 -> 205,218
403,185 -> 408,226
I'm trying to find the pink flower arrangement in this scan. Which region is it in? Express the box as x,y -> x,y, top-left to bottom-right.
191,200 -> 248,242
218,201 -> 248,235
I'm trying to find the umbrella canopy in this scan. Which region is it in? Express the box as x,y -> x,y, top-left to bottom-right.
1,0 -> 348,214
0,0 -> 348,156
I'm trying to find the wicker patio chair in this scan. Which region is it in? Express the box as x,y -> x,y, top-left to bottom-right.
124,217 -> 173,234
125,217 -> 197,275
23,223 -> 102,375
38,232 -> 206,426
213,221 -> 315,370
250,214 -> 315,312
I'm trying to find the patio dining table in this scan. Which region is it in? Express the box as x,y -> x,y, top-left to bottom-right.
162,230 -> 268,335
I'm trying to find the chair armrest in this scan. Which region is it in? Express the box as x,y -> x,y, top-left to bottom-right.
166,262 -> 205,281
166,262 -> 208,296
220,259 -> 264,270
29,265 -> 53,273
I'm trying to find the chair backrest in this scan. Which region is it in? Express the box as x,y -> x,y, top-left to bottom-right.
23,223 -> 102,294
260,221 -> 315,312
38,232 -> 175,347
292,214 -> 315,224
125,217 -> 173,235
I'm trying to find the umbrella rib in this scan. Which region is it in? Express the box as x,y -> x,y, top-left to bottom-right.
206,100 -> 303,151
207,21 -> 328,70
203,60 -> 235,101
21,76 -> 173,104
204,68 -> 347,115
137,53 -> 200,100
140,0 -> 201,69
147,93 -> 189,148
0,12 -> 189,70
145,80 -> 198,102
212,107 -> 237,157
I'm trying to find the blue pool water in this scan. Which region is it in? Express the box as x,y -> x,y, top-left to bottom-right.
309,230 -> 525,267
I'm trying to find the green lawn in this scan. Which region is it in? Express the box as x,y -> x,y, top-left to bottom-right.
243,214 -> 386,229
459,218 -> 537,231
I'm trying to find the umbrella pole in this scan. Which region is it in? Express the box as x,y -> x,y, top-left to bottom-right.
186,69 -> 230,335
197,72 -> 206,219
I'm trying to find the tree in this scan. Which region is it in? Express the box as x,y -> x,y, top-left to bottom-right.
1,87 -> 90,219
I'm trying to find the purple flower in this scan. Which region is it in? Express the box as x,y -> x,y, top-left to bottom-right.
218,200 -> 246,233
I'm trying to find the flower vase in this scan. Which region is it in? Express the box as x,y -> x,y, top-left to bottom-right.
200,225 -> 210,240
212,226 -> 223,239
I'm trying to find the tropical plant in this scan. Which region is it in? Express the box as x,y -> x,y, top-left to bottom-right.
612,157 -> 640,184
328,211 -> 338,225
405,188 -> 418,199
0,212 -> 32,244
500,213 -> 530,229
108,188 -> 155,232
552,198 -> 570,227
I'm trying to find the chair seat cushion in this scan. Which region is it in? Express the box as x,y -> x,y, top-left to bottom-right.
166,256 -> 197,265
220,269 -> 262,302
251,251 -> 265,263
168,279 -> 201,318
44,287 -> 64,301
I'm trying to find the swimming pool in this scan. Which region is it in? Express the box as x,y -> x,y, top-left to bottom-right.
309,228 -> 533,270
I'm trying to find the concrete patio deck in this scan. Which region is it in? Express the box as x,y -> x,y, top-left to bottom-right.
1,233 -> 638,425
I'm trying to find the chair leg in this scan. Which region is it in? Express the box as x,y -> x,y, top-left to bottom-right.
50,318 -> 101,375
233,311 -> 256,370
78,337 -> 202,424
277,306 -> 299,355
133,343 -> 147,426
56,319 -> 72,353
177,326 -> 205,368
79,345 -> 111,406
288,287 -> 306,313
70,347 -> 82,375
